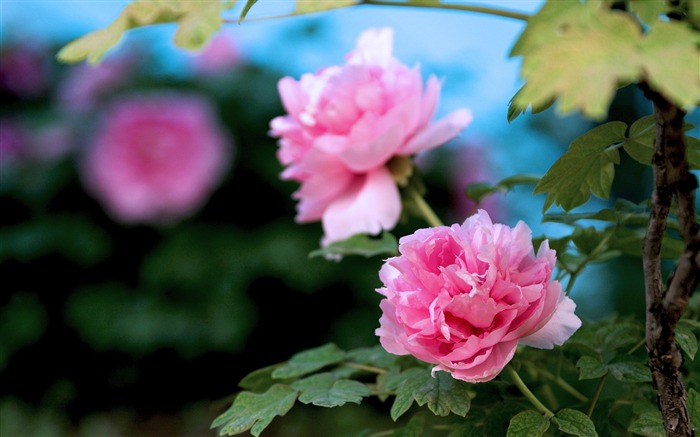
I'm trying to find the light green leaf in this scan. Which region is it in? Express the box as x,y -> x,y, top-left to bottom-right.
294,0 -> 356,14
507,410 -> 550,437
510,1 -> 642,120
212,384 -> 298,437
675,324 -> 698,360
576,356 -> 608,380
272,343 -> 346,379
535,122 -> 626,212
607,361 -> 652,383
291,373 -> 370,407
309,232 -> 398,259
57,0 -> 236,64
554,409 -> 598,437
640,20 -> 700,110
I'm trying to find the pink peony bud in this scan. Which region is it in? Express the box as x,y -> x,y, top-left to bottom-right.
376,209 -> 581,383
81,92 -> 232,225
270,27 -> 472,246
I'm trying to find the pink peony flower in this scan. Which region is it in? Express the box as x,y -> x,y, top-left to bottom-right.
82,92 -> 231,224
376,209 -> 581,383
190,31 -> 244,76
270,27 -> 473,245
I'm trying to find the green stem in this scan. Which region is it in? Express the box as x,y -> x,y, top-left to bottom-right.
344,362 -> 388,374
538,369 -> 589,403
506,365 -> 555,419
408,187 -> 444,227
564,227 -> 616,295
360,0 -> 530,21
586,374 -> 607,417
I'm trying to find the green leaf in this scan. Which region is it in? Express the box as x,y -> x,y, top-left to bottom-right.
57,0 -> 236,64
239,364 -> 285,392
212,384 -> 298,437
607,361 -> 652,383
622,115 -> 655,165
465,174 -> 540,204
689,389 -> 700,428
576,356 -> 608,380
391,368 -> 427,421
535,122 -> 626,212
412,371 -> 472,417
628,402 -> 665,437
345,345 -> 398,370
640,20 -> 700,110
238,0 -> 258,23
554,409 -> 598,437
294,0 -> 356,14
510,1 -> 642,120
309,232 -> 398,259
626,0 -> 667,24
506,410 -> 550,437
272,343 -> 346,379
393,412 -> 427,437
675,324 -> 698,360
291,373 -> 370,407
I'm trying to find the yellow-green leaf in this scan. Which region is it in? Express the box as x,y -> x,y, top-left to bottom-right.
57,0 -> 237,64
294,0 -> 357,15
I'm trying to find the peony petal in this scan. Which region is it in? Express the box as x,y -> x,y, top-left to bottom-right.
321,167 -> 401,245
277,76 -> 305,117
340,123 -> 403,172
346,27 -> 395,67
519,295 -> 582,349
401,108 -> 473,155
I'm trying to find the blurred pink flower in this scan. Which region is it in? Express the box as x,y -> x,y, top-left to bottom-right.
376,209 -> 581,383
191,31 -> 243,76
82,93 -> 231,224
270,27 -> 472,245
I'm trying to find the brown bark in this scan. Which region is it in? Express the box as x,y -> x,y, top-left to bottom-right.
641,83 -> 699,437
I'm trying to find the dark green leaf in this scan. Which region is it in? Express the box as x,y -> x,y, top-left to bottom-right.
554,408 -> 598,437
309,232 -> 398,259
607,361 -> 652,383
622,115 -> 655,165
272,343 -> 346,379
628,402 -> 665,437
689,389 -> 700,429
412,371 -> 472,417
576,356 -> 608,380
675,324 -> 698,360
291,373 -> 370,407
392,412 -> 427,437
345,345 -> 398,370
506,410 -> 550,437
535,122 -> 626,212
391,368 -> 426,421
212,385 -> 298,436
239,364 -> 285,392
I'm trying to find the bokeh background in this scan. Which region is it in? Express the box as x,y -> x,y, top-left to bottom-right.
1,1 -> 691,436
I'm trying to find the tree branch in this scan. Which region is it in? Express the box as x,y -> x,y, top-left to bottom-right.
641,82 -> 699,437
